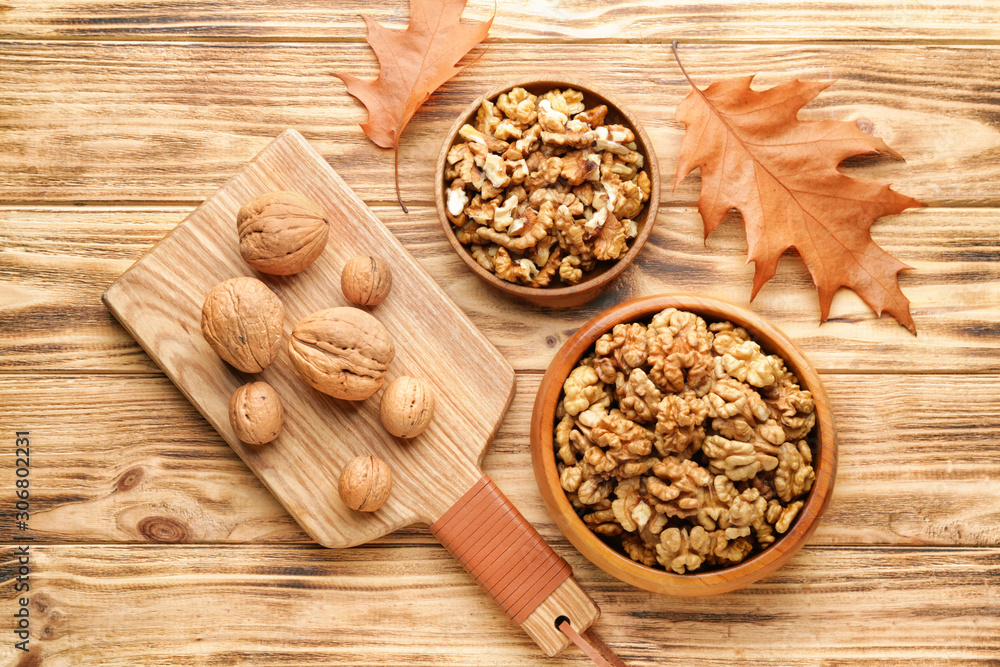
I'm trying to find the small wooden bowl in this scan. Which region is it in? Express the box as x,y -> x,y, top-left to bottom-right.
434,78 -> 660,309
530,295 -> 838,595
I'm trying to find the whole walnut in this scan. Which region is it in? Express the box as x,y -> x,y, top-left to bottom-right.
229,381 -> 283,445
236,191 -> 330,275
201,277 -> 284,373
339,455 -> 392,512
380,376 -> 435,438
342,255 -> 393,306
289,307 -> 395,400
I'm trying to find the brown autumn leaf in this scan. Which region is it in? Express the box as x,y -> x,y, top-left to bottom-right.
336,0 -> 493,211
673,46 -> 924,332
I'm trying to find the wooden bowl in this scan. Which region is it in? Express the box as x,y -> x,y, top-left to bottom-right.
530,295 -> 837,595
434,78 -> 660,309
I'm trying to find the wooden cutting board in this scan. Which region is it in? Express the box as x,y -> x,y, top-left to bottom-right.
102,129 -> 598,656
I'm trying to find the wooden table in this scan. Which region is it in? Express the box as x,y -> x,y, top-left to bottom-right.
1,2 -> 998,665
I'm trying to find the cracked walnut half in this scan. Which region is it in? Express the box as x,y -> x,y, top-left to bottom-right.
554,308 -> 818,574
444,87 -> 651,287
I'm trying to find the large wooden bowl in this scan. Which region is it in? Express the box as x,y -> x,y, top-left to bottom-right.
434,78 -> 660,309
530,295 -> 837,595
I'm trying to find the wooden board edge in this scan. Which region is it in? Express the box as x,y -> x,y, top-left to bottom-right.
103,283 -> 350,548
102,128 -> 519,548
102,286 -> 328,549
99,129 -> 347,549
102,129 -> 303,298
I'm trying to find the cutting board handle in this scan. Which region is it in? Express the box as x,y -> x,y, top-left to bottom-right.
429,474 -> 600,657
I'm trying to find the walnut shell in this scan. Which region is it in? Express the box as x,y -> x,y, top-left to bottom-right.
201,277 -> 284,373
339,455 -> 392,512
289,307 -> 395,400
342,255 -> 393,306
229,381 -> 283,445
237,191 -> 330,275
380,376 -> 435,438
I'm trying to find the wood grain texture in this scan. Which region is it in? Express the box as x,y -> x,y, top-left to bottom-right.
3,206 -> 997,373
1,373 -> 997,548
2,2 -> 999,662
0,544 -> 996,666
1,0 -> 998,42
103,130 -> 515,547
521,578 -> 601,659
0,207 -> 170,372
2,43 -> 999,206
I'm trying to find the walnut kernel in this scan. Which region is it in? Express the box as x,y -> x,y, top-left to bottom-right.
445,86 -> 651,288
553,308 -> 818,574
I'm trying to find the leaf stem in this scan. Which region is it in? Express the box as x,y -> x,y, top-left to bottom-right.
672,41 -> 697,89
394,145 -> 408,214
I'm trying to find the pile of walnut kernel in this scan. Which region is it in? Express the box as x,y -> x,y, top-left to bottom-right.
554,308 -> 818,574
444,87 -> 652,287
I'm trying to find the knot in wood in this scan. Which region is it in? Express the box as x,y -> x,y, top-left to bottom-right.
31,593 -> 54,614
138,516 -> 190,543
116,467 -> 144,492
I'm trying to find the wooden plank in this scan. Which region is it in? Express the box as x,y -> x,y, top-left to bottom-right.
1,0 -> 998,42
1,43 -> 999,206
0,372 -> 307,544
0,207 -> 169,373
2,206 -> 997,373
1,373 -> 997,548
0,544 -> 996,665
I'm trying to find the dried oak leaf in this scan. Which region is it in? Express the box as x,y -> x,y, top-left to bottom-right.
336,0 -> 493,211
673,46 -> 923,332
